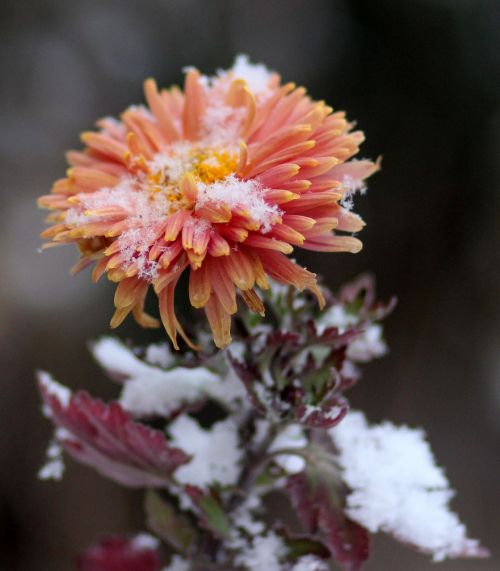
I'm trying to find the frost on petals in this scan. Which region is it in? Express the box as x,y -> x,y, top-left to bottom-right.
38,55 -> 379,349
38,372 -> 190,487
77,534 -> 163,571
329,411 -> 488,561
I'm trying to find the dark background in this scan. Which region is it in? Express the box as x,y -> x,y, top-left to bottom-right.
0,0 -> 498,569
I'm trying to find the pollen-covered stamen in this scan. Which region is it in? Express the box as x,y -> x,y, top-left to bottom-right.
146,143 -> 239,214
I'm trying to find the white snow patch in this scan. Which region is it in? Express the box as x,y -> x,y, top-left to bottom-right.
201,103 -> 246,146
149,143 -> 193,183
38,438 -> 65,481
220,55 -> 274,98
330,411 -> 484,561
144,342 -> 173,368
232,495 -> 265,538
131,533 -> 159,551
169,415 -> 242,488
346,324 -> 387,362
162,555 -> 190,571
38,371 -> 71,408
92,337 -> 220,416
196,175 -> 280,233
234,531 -> 287,571
292,555 -> 329,571
269,424 -> 307,474
316,304 -> 358,335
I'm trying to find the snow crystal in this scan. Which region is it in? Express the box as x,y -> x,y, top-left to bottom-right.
162,555 -> 190,571
66,178 -> 170,281
301,403 -> 343,422
346,324 -> 387,362
316,304 -> 358,334
169,415 -> 242,487
92,337 -> 221,416
201,103 -> 246,146
269,424 -> 307,474
234,531 -> 287,571
131,533 -> 159,550
120,366 -> 219,417
291,555 -> 329,571
196,175 -> 280,233
228,494 -> 267,559
330,411 -> 484,561
339,174 -> 367,212
38,371 -> 71,408
220,55 -> 274,98
149,143 -> 193,182
38,439 -> 65,481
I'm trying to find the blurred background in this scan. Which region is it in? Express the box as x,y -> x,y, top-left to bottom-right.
0,0 -> 498,569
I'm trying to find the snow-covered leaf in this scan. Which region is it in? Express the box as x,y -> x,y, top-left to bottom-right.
330,411 -> 489,561
38,372 -> 190,487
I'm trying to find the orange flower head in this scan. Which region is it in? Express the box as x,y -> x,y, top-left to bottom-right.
39,56 -> 379,348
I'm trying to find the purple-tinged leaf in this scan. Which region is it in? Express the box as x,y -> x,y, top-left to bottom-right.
38,372 -> 190,487
77,535 -> 163,571
295,396 -> 349,429
287,471 -> 370,571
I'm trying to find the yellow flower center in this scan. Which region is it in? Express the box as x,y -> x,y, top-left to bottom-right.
145,146 -> 238,213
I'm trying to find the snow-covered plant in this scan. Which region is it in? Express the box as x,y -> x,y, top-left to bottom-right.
37,57 -> 487,570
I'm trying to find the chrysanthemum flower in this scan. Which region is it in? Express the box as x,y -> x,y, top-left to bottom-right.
39,56 -> 379,348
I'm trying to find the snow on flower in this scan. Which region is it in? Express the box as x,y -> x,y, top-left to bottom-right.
38,56 -> 378,348
169,414 -> 242,488
329,411 -> 487,561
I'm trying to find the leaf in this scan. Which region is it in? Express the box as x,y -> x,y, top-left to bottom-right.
77,535 -> 163,571
185,485 -> 231,538
295,395 -> 349,429
287,469 -> 370,571
144,490 -> 198,553
38,372 -> 190,487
